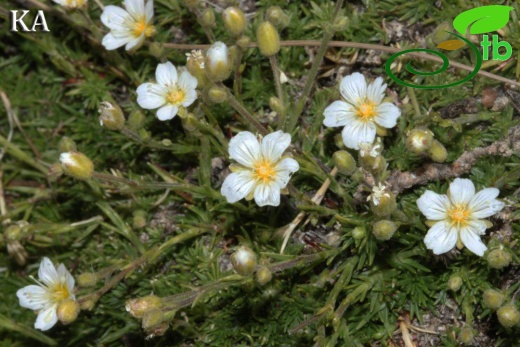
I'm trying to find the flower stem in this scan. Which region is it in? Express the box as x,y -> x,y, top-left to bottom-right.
221,84 -> 269,135
233,46 -> 244,98
269,55 -> 286,129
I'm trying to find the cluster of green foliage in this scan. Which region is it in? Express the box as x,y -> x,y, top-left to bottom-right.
0,0 -> 519,346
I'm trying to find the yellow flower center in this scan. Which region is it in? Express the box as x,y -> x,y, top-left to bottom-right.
166,88 -> 186,105
254,161 -> 275,183
133,18 -> 156,38
49,282 -> 70,302
356,102 -> 376,121
448,205 -> 470,227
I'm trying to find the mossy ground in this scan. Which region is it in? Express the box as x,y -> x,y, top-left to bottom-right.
0,0 -> 519,346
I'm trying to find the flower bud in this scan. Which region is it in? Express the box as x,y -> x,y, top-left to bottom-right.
487,247 -> 512,269
428,140 -> 447,163
333,150 -> 357,176
77,272 -> 98,287
205,42 -> 231,82
183,0 -> 198,10
149,42 -> 165,59
98,101 -> 125,131
368,183 -> 396,217
201,8 -> 215,28
80,298 -> 96,311
48,162 -> 64,180
257,21 -> 280,57
142,310 -> 166,330
181,113 -> 200,134
448,275 -> 463,292
133,210 -> 147,229
352,226 -> 366,240
406,129 -> 434,154
57,299 -> 80,325
231,245 -> 257,275
332,16 -> 348,32
128,110 -> 146,130
266,6 -> 289,29
497,304 -> 520,328
372,220 -> 397,241
5,225 -> 22,241
256,266 -> 272,286
207,85 -> 228,104
236,35 -> 251,49
58,136 -> 77,153
126,295 -> 162,318
59,151 -> 94,180
483,289 -> 504,310
222,7 -> 247,36
269,96 -> 284,115
186,50 -> 208,88
458,326 -> 474,345
334,133 -> 345,149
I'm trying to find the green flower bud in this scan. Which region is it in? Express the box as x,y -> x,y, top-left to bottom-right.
497,304 -> 520,328
201,8 -> 216,28
57,299 -> 80,325
126,295 -> 162,318
372,220 -> 397,241
256,266 -> 272,286
205,42 -> 231,82
59,151 -> 94,180
133,210 -> 147,229
183,0 -> 198,10
142,310 -> 165,330
352,226 -> 366,240
269,96 -> 284,115
98,101 -> 125,131
448,275 -> 463,292
79,298 -> 96,311
128,110 -> 146,130
266,6 -> 289,29
368,183 -> 397,217
483,289 -> 504,310
428,140 -> 447,163
222,7 -> 247,36
332,16 -> 348,32
207,85 -> 228,104
257,21 -> 280,57
458,326 -> 474,345
58,136 -> 76,153
334,133 -> 345,149
236,35 -> 251,49
487,247 -> 512,269
406,129 -> 434,154
231,245 -> 257,275
333,150 -> 357,176
148,42 -> 164,59
77,272 -> 98,287
186,50 -> 208,88
181,113 -> 200,134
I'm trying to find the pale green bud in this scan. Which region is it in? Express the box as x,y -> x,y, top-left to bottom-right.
487,247 -> 512,269
406,129 -> 434,154
58,136 -> 76,153
205,42 -> 231,82
257,21 -> 280,57
133,210 -> 147,229
57,299 -> 80,325
77,272 -> 98,287
201,8 -> 215,27
483,289 -> 504,310
255,266 -> 272,286
428,140 -> 447,163
231,246 -> 257,275
497,304 -> 520,328
372,220 -> 397,241
125,295 -> 162,318
128,110 -> 146,130
98,101 -> 125,131
236,35 -> 251,49
266,6 -> 289,29
207,85 -> 228,104
458,326 -> 474,345
222,7 -> 247,36
269,96 -> 284,115
352,226 -> 366,240
333,150 -> 356,176
142,310 -> 165,330
448,275 -> 463,292
59,151 -> 94,180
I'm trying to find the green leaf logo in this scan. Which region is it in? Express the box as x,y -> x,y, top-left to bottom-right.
453,5 -> 513,35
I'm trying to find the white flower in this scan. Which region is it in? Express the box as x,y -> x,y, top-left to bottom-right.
136,62 -> 198,121
16,257 -> 76,331
359,138 -> 382,158
416,178 -> 505,256
101,0 -> 155,51
52,0 -> 87,8
221,131 -> 299,207
323,73 -> 401,150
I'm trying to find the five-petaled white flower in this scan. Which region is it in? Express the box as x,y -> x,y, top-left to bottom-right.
16,257 -> 76,331
417,178 -> 505,256
221,131 -> 299,207
323,73 -> 401,150
52,0 -> 87,8
136,62 -> 198,121
101,0 -> 155,51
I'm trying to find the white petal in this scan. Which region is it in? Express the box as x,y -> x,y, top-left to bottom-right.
273,158 -> 299,188
341,120 -> 376,150
448,178 -> 475,206
374,103 -> 400,129
56,264 -> 75,295
101,6 -> 129,30
339,72 -> 367,106
156,62 -> 178,87
124,0 -> 144,19
136,83 -> 167,109
465,219 -> 487,235
323,101 -> 357,127
38,257 -> 58,287
254,182 -> 281,207
181,89 -> 198,107
424,221 -> 458,255
125,35 -> 145,51
102,32 -> 130,50
366,77 -> 387,105
156,105 -> 178,121
261,131 -> 291,162
17,285 -> 48,310
416,190 -> 449,220
460,225 -> 487,256
469,188 -> 504,218
145,0 -> 154,22
34,305 -> 58,331
178,71 -> 197,92
221,171 -> 256,203
228,131 -> 260,168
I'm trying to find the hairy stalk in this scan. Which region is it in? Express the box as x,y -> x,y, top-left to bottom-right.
193,8 -> 216,43
269,55 -> 285,129
119,127 -> 196,152
233,46 -> 244,98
